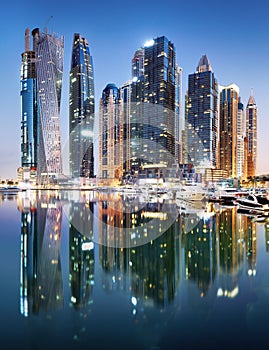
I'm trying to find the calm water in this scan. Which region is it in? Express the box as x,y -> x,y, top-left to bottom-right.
1,189 -> 269,349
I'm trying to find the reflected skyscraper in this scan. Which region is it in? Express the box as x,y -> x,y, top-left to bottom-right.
19,192 -> 64,316
69,33 -> 95,178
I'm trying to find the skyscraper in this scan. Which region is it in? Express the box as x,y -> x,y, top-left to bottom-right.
20,28 -> 38,183
69,33 -> 95,179
143,36 -> 176,166
32,28 -> 64,184
99,84 -> 123,181
219,83 -> 239,178
132,48 -> 144,79
185,55 -> 218,169
245,94 -> 258,178
175,64 -> 183,164
237,97 -> 245,179
21,27 -> 64,185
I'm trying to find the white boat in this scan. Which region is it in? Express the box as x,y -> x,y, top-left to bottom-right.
235,193 -> 269,213
0,186 -> 22,195
209,187 -> 248,205
176,184 -> 207,202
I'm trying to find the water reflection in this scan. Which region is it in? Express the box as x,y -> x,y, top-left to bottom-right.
15,189 -> 269,348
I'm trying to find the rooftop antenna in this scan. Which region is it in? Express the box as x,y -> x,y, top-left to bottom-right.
44,16 -> 53,33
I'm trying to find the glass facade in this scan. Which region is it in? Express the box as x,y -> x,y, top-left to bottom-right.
20,29 -> 38,181
246,95 -> 257,177
237,98 -> 245,179
185,55 -> 218,169
31,28 -> 64,184
99,84 -> 123,181
69,33 -> 95,178
219,84 -> 239,178
143,36 -> 176,167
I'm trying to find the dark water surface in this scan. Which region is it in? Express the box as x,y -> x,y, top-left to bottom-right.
1,189 -> 269,350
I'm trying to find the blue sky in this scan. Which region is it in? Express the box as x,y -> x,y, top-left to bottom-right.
1,0 -> 268,179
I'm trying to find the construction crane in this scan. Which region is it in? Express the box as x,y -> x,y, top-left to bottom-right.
44,16 -> 53,33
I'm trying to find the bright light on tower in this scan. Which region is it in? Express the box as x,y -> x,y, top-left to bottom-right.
144,39 -> 154,48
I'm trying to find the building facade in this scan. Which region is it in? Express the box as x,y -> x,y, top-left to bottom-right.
69,33 -> 95,179
219,84 -> 239,178
132,48 -> 144,79
98,84 -> 123,181
20,28 -> 38,183
175,64 -> 183,164
21,27 -> 64,185
245,94 -> 258,178
142,36 -> 176,167
185,55 -> 218,169
237,97 -> 245,179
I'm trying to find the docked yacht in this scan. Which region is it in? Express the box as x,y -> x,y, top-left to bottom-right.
209,187 -> 248,205
175,183 -> 208,202
0,186 -> 22,195
235,193 -> 269,213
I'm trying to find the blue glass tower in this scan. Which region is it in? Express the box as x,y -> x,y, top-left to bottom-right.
69,33 -> 95,178
20,28 -> 38,182
143,36 -> 176,166
185,55 -> 218,168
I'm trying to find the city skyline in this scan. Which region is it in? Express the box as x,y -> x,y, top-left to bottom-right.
1,0 -> 269,179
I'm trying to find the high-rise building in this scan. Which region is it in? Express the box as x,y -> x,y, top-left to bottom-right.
69,33 -> 95,179
185,55 -> 218,169
219,84 -> 239,178
99,84 -> 123,181
121,80 -> 132,173
20,28 -> 38,183
143,36 -> 176,166
237,97 -> 245,179
245,94 -> 258,178
132,48 -> 144,79
175,64 -> 183,164
21,27 -> 64,185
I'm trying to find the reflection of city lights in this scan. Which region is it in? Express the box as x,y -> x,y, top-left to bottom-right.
248,269 -> 256,276
131,296 -> 137,306
82,242 -> 94,251
217,286 -> 239,298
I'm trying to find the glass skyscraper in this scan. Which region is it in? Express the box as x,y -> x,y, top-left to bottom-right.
175,64 -> 183,164
185,55 -> 218,169
245,94 -> 257,178
69,33 -> 95,179
143,36 -> 176,167
21,28 -> 64,185
219,84 -> 239,178
20,28 -> 38,182
237,97 -> 245,179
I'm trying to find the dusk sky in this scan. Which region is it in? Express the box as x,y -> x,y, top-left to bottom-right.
1,0 -> 268,179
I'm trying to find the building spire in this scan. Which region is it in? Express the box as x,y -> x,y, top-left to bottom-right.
248,88 -> 256,105
197,54 -> 213,73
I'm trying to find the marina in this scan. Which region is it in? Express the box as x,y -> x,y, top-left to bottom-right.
1,188 -> 269,349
